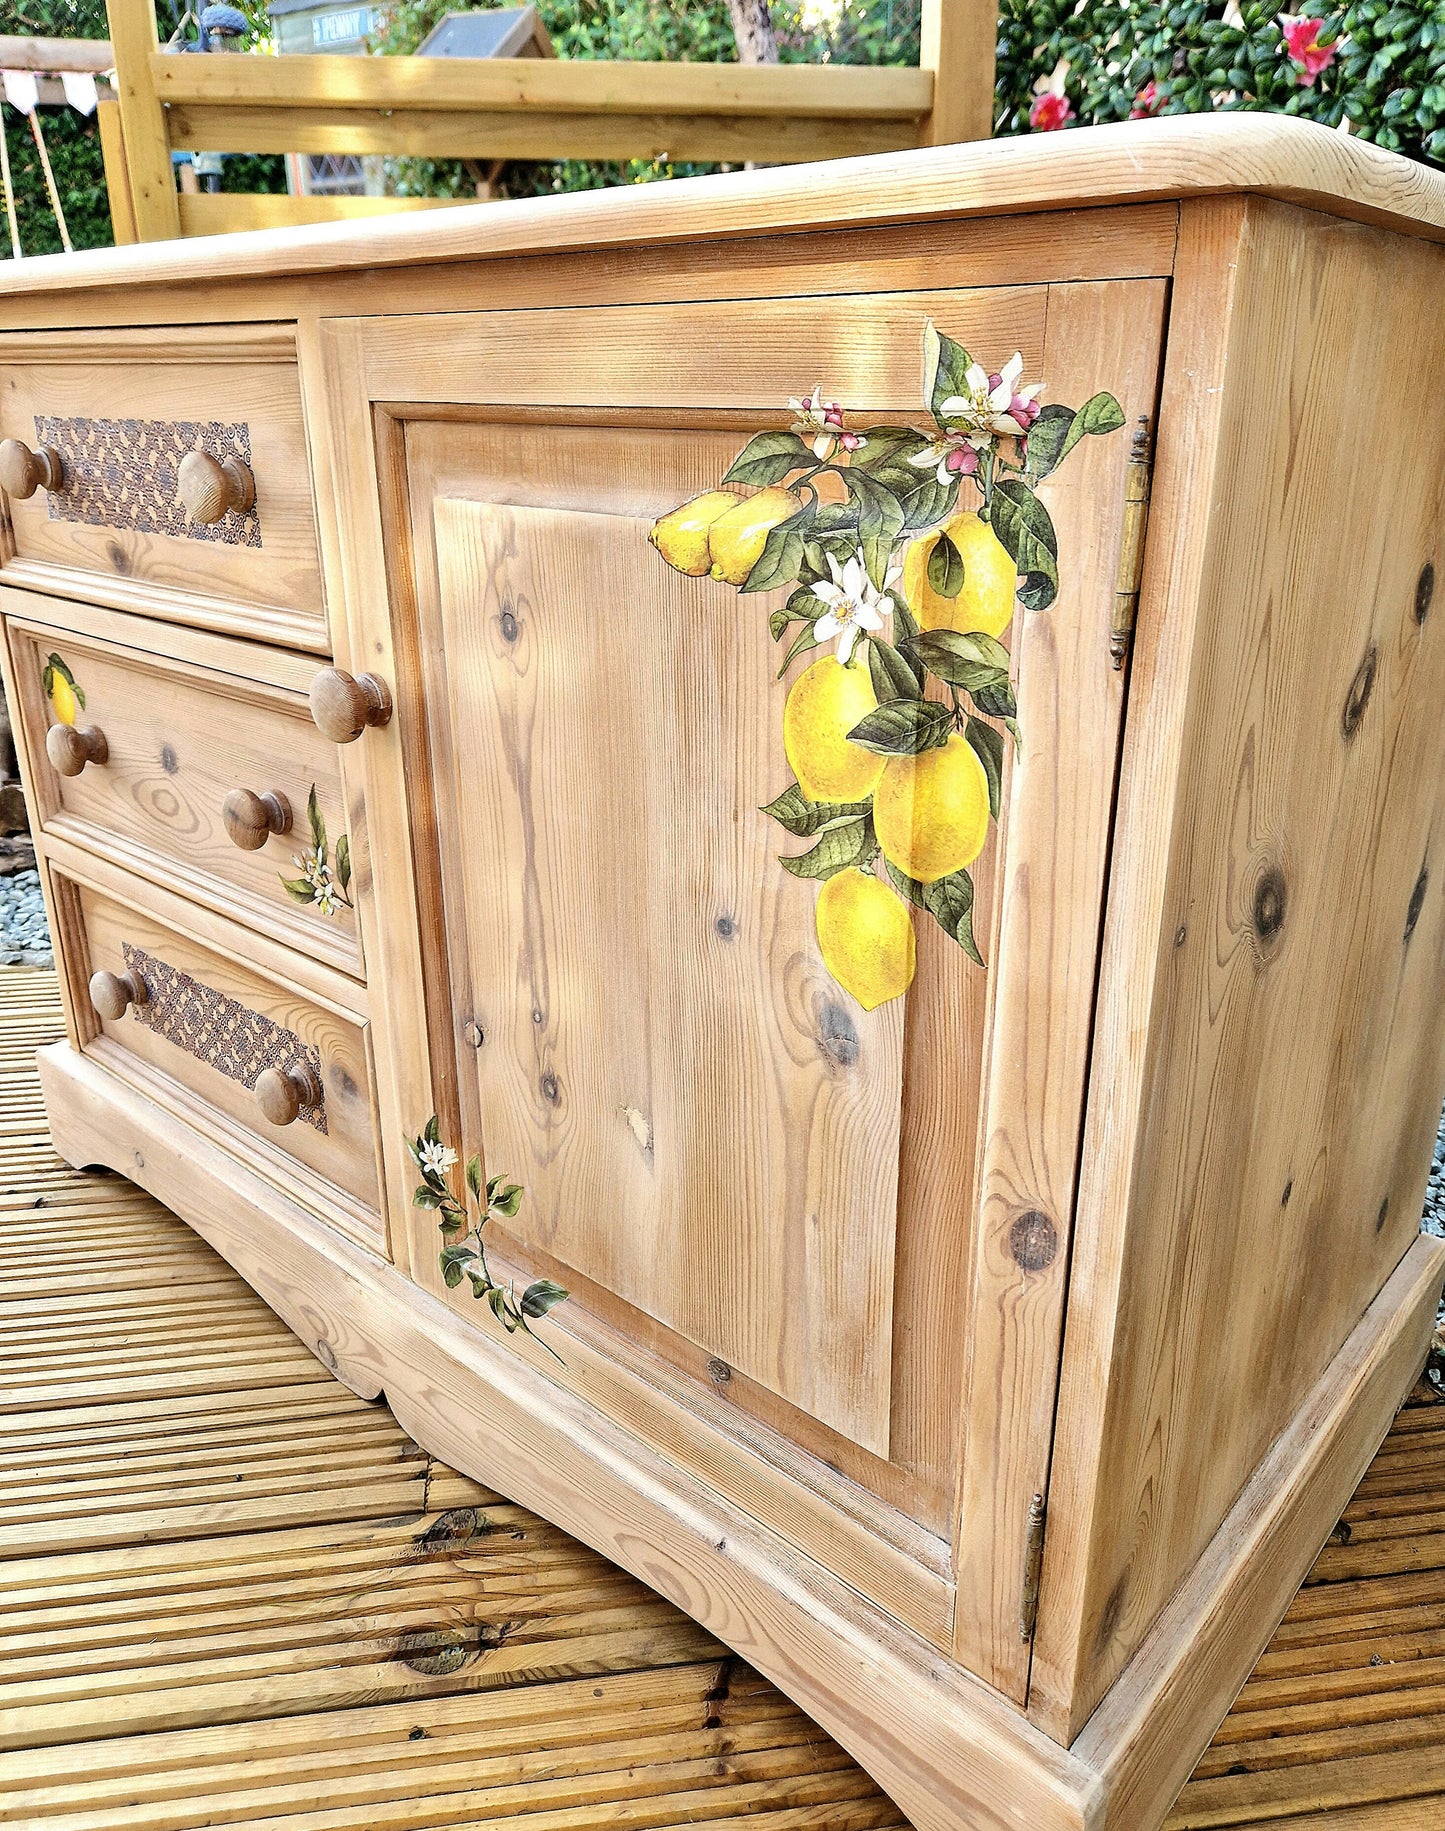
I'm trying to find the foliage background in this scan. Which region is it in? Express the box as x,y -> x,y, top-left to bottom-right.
0,0 -> 1438,253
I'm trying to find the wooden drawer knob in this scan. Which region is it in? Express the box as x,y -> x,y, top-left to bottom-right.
0,438 -> 63,499
309,668 -> 393,745
255,1060 -> 323,1127
177,448 -> 255,525
222,787 -> 292,851
89,968 -> 147,1021
46,721 -> 108,777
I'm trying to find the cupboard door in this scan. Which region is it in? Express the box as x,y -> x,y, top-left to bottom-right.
434,493 -> 905,1452
395,282 -> 1165,1529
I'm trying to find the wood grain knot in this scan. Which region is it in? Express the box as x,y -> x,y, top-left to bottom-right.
462,1019 -> 485,1049
1009,1209 -> 1058,1273
1253,868 -> 1288,945
1281,1179 -> 1293,1208
540,1071 -> 561,1106
1341,644 -> 1378,740
714,914 -> 738,940
707,1358 -> 732,1386
1405,866 -> 1429,941
499,603 -> 519,643
313,1337 -> 337,1373
818,1001 -> 859,1068
416,1507 -> 482,1553
1416,561 -> 1435,626
160,743 -> 178,775
395,1628 -> 472,1675
1376,1194 -> 1390,1234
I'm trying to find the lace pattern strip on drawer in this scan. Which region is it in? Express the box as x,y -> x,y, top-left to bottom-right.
35,415 -> 262,547
121,943 -> 327,1133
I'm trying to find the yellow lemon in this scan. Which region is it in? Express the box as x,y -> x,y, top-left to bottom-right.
815,869 -> 916,1012
783,656 -> 885,804
902,511 -> 1017,637
649,490 -> 742,577
873,733 -> 990,885
48,668 -> 78,727
707,487 -> 800,585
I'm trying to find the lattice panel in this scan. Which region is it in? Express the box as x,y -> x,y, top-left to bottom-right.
122,943 -> 327,1133
35,415 -> 263,546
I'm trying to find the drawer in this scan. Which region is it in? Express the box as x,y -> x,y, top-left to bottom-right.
0,328 -> 326,650
54,862 -> 383,1254
4,601 -> 362,981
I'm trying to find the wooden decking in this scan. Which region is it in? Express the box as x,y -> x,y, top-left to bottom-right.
0,966 -> 1440,1830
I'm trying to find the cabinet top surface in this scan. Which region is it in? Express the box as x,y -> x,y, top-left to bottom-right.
0,114 -> 1441,305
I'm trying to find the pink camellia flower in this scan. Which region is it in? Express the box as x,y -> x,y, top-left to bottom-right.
1029,91 -> 1074,132
1130,80 -> 1162,118
1279,14 -> 1338,84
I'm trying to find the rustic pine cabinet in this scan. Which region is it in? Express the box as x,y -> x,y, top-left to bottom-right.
3,120 -> 1443,1831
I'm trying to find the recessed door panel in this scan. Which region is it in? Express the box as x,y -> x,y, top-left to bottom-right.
434,495 -> 903,1453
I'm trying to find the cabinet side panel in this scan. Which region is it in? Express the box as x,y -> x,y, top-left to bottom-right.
1034,198 -> 1445,1739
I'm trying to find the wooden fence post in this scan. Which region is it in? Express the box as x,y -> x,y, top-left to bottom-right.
95,96 -> 137,245
920,0 -> 998,147
104,0 -> 179,241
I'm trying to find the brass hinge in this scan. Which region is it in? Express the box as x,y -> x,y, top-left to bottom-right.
1019,1491 -> 1047,1642
1110,419 -> 1154,669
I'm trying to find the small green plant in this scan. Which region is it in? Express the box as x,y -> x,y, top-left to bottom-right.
407,1118 -> 569,1359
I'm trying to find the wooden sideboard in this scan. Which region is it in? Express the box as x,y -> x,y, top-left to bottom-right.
2,117 -> 1443,1831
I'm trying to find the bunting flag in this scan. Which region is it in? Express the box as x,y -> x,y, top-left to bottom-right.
1,71 -> 39,116
60,71 -> 98,117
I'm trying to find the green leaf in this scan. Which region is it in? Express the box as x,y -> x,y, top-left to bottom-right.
280,877 -> 317,904
989,479 -> 1057,612
897,473 -> 959,533
437,1213 -> 465,1243
923,319 -> 974,422
1031,394 -> 1126,481
924,868 -> 984,966
884,856 -> 928,908
965,716 -> 1005,820
424,1115 -> 442,1146
439,1243 -> 480,1289
968,675 -> 1017,721
775,620 -> 822,678
760,782 -> 872,837
413,1185 -> 443,1209
335,834 -> 352,893
465,1154 -> 482,1201
927,530 -> 965,599
779,815 -> 875,880
741,504 -> 814,594
846,698 -> 953,756
851,426 -> 933,494
487,1285 -> 514,1326
307,783 -> 325,853
520,1278 -> 570,1320
843,470 -> 907,591
722,430 -> 815,487
1022,403 -> 1077,482
900,628 -> 1010,686
868,637 -> 923,704
490,1183 -> 523,1219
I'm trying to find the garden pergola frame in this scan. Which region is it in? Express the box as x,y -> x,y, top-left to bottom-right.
99,0 -> 998,242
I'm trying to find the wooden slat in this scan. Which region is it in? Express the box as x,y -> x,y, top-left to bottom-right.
1168,1384 -> 1445,1831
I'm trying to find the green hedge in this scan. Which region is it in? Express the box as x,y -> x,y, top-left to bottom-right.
997,1 -> 1443,166
0,0 -> 1437,253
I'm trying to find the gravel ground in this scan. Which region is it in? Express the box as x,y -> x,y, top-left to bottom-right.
0,870 -> 52,968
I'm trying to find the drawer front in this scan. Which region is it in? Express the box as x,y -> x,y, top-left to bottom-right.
0,330 -> 326,649
7,612 -> 362,980
61,871 -> 382,1250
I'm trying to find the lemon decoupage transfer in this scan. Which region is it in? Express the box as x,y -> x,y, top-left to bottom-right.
41,651 -> 83,725
649,321 -> 1125,1012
